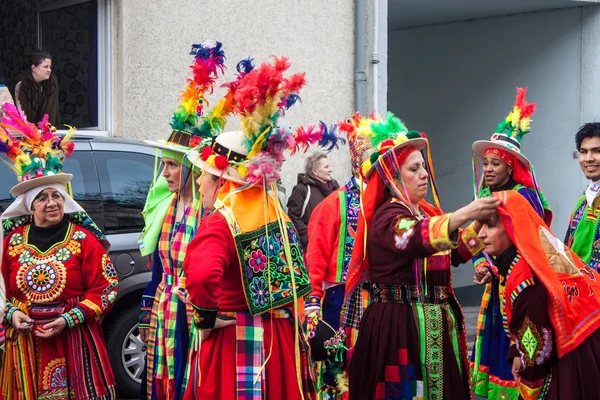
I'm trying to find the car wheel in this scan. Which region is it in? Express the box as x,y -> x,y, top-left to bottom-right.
104,303 -> 146,398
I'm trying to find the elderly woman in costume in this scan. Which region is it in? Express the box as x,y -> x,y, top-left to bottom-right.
137,42 -> 226,400
0,103 -> 117,399
181,57 -> 344,400
477,191 -> 600,399
345,113 -> 498,400
470,87 -> 552,400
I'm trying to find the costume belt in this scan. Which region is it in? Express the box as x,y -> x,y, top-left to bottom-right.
161,273 -> 186,287
371,283 -> 449,305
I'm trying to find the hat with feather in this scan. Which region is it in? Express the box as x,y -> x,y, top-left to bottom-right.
0,102 -> 75,196
472,87 -> 536,172
145,40 -> 228,163
187,56 -> 345,186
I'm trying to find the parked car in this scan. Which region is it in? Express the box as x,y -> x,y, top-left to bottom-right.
0,135 -> 157,398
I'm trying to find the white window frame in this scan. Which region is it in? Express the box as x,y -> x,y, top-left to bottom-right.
38,0 -> 113,136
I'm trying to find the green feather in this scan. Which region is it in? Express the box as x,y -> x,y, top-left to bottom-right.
406,130 -> 421,139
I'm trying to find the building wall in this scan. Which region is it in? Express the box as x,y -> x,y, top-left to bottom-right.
113,0 -> 356,193
388,7 -> 599,288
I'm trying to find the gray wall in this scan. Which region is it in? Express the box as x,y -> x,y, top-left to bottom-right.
389,7 -> 599,287
114,0 -> 356,194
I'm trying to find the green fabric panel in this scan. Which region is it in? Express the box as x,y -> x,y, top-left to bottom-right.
336,191 -> 347,282
415,303 -> 428,400
447,305 -> 462,375
138,175 -> 173,256
570,197 -> 594,263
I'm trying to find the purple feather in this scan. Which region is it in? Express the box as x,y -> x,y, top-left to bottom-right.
285,94 -> 301,110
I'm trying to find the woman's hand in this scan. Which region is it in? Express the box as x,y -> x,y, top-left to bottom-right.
474,267 -> 492,285
512,356 -> 522,382
34,317 -> 67,339
450,197 -> 500,232
200,318 -> 236,341
11,310 -> 34,335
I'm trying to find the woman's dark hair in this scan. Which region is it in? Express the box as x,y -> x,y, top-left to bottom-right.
23,50 -> 52,70
575,123 -> 600,150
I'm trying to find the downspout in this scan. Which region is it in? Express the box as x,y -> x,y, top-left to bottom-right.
355,0 -> 366,115
372,0 -> 380,114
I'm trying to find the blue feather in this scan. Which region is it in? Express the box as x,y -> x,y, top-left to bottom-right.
0,141 -> 9,153
190,43 -> 210,59
237,58 -> 254,74
318,122 -> 346,152
285,94 -> 301,110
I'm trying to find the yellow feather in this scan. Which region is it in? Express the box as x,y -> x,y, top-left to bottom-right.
62,125 -> 76,144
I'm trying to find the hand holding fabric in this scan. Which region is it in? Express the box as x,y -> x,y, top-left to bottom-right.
11,310 -> 33,335
34,317 -> 67,339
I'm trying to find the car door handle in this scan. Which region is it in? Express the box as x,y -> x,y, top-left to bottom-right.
130,261 -> 135,266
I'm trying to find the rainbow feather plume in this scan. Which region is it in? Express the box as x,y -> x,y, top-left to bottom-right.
170,41 -> 227,138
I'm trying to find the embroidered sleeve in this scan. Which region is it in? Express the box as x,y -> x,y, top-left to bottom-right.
455,223 -> 485,261
420,214 -> 458,253
509,284 -> 554,399
63,230 -> 118,327
139,251 -> 163,328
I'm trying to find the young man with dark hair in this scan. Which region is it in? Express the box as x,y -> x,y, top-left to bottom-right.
565,122 -> 600,271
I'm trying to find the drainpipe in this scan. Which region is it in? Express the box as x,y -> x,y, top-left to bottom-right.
372,0 -> 380,114
355,0 -> 366,115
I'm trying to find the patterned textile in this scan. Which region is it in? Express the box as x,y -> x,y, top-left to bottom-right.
565,196 -> 600,271
341,283 -> 370,338
338,180 -> 361,282
235,311 -> 265,399
145,196 -> 199,399
219,205 -> 311,315
374,348 -> 423,400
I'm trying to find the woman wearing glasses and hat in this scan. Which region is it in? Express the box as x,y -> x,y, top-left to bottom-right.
0,103 -> 117,399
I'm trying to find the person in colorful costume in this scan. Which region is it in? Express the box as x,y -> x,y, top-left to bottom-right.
182,56 -> 345,400
0,103 -> 117,399
469,87 -> 552,400
478,190 -> 600,399
137,41 -> 228,400
565,122 -> 600,271
345,113 -> 498,400
304,113 -> 372,399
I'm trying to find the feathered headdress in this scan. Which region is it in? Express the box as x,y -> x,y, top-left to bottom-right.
495,87 -> 536,142
0,102 -> 75,195
194,56 -> 345,186
149,41 -> 229,152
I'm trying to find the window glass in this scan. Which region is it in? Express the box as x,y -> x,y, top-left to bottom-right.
0,154 -> 17,214
95,151 -> 154,234
40,0 -> 98,127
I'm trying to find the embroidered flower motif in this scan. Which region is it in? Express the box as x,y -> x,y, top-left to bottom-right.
19,250 -> 32,264
249,250 -> 267,272
102,255 -> 118,281
55,247 -> 72,262
535,327 -> 553,365
27,264 -> 57,292
72,230 -> 87,240
51,366 -> 68,388
521,326 -> 539,360
261,235 -> 281,258
10,233 -> 23,246
250,277 -> 269,307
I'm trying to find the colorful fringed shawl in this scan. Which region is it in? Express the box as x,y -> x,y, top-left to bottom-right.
146,195 -> 199,399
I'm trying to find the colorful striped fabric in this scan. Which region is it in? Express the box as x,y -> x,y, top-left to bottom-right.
236,312 -> 265,399
146,195 -> 199,399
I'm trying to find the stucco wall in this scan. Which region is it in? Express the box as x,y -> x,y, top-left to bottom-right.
388,7 -> 600,288
113,0 -> 355,194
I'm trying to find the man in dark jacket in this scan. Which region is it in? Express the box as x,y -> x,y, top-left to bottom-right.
287,152 -> 339,252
